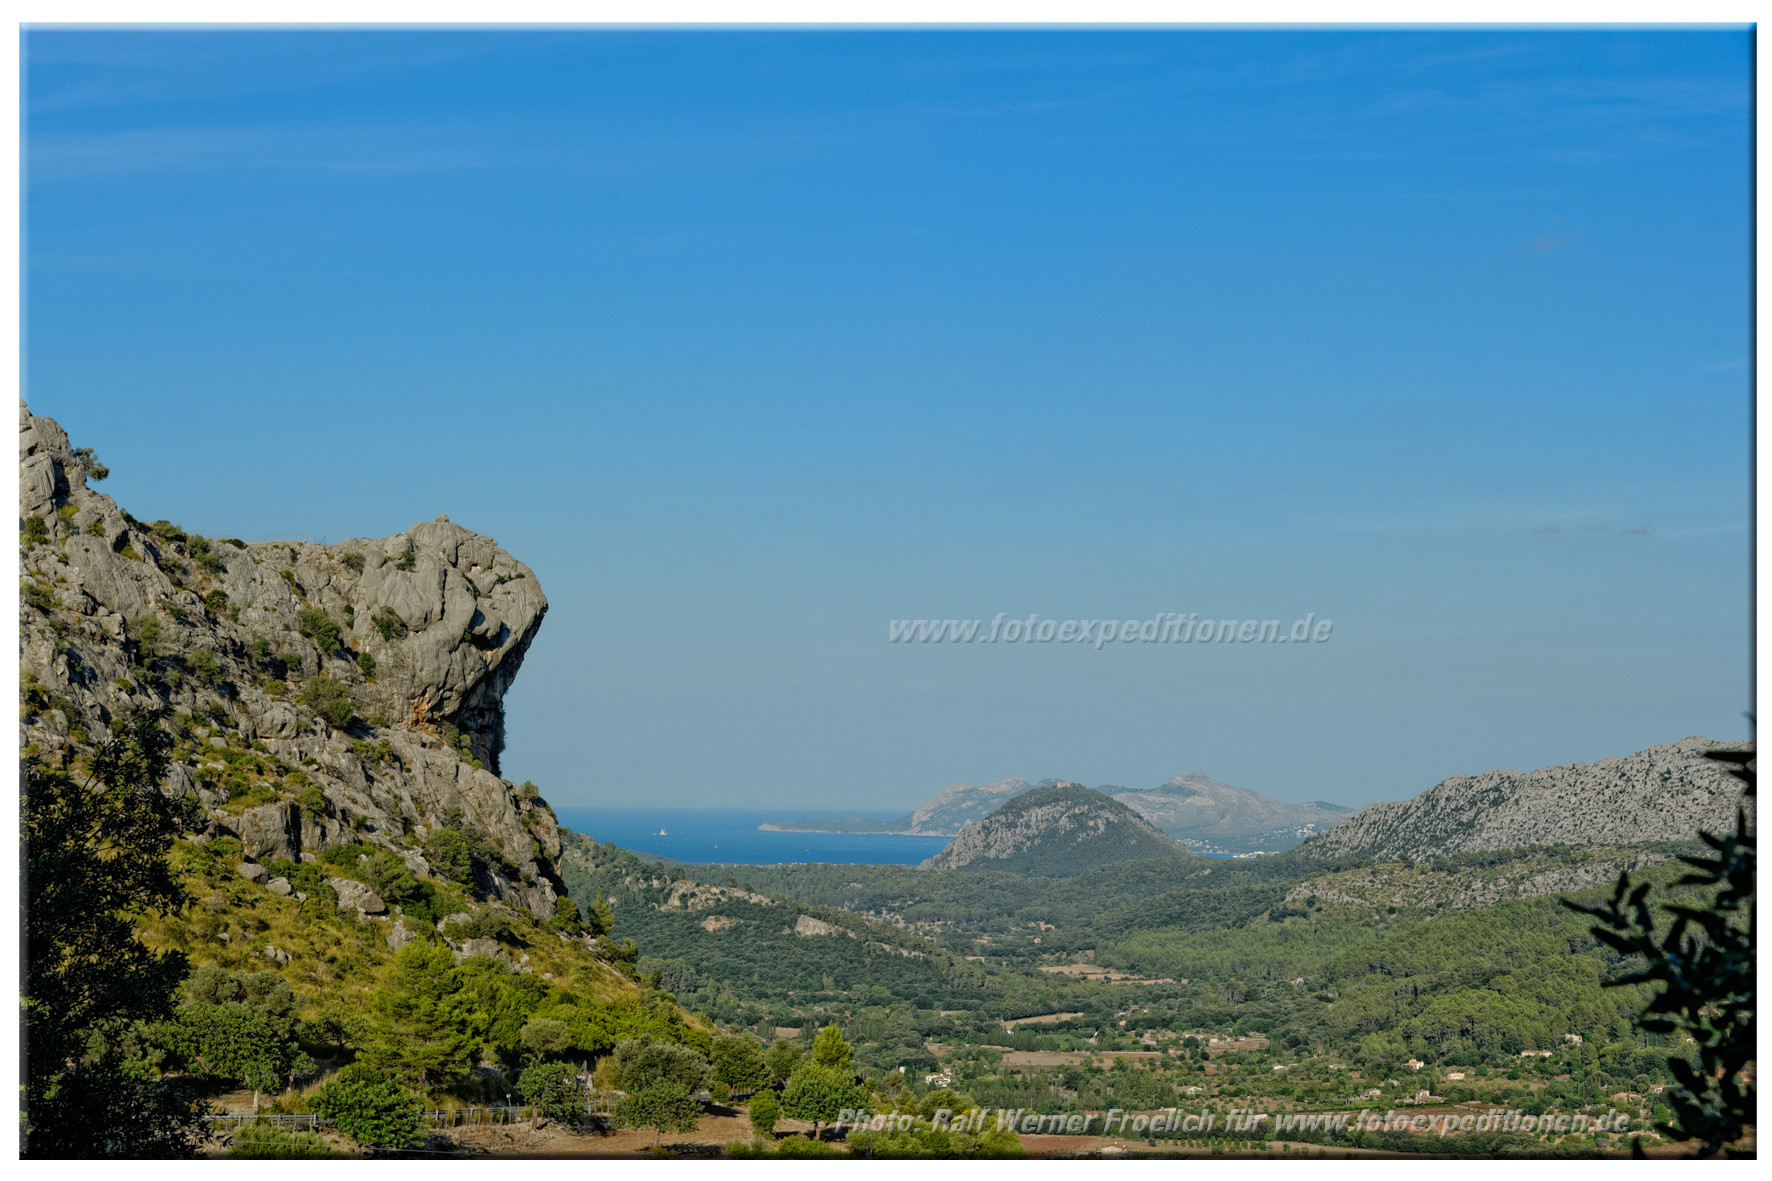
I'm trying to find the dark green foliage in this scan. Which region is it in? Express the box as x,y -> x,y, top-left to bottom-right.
614,1080 -> 701,1141
187,647 -> 222,686
23,513 -> 49,544
299,675 -> 355,728
1564,749 -> 1755,1158
548,896 -> 584,935
72,445 -> 109,480
520,1017 -> 575,1060
23,580 -> 57,611
780,1062 -> 867,1132
394,547 -> 416,572
226,1122 -> 343,1158
357,651 -> 376,677
372,608 -> 409,640
296,607 -> 343,656
609,1035 -> 714,1093
362,943 -> 475,1086
340,551 -> 366,574
163,976 -> 310,1099
186,534 -> 224,574
711,1032 -> 770,1089
203,589 -> 230,613
517,1060 -> 583,1119
312,1064 -> 425,1148
23,710 -> 209,1157
128,614 -> 161,664
764,1039 -> 803,1083
425,825 -> 474,884
811,1022 -> 853,1069
748,1087 -> 780,1134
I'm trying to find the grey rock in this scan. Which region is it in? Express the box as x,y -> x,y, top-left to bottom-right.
459,937 -> 504,961
437,912 -> 474,931
261,945 -> 292,966
327,876 -> 387,917
216,802 -> 303,863
1301,737 -> 1756,862
16,402 -> 565,922
386,920 -> 417,951
237,861 -> 268,883
266,877 -> 294,896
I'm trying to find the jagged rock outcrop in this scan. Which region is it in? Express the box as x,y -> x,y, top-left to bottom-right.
19,401 -> 564,919
920,783 -> 1190,875
1113,772 -> 1355,854
1299,737 -> 1754,862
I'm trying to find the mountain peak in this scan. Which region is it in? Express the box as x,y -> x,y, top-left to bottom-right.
920,784 -> 1188,875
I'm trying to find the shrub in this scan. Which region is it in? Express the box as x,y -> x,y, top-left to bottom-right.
129,614 -> 162,663
71,445 -> 109,481
299,676 -> 355,729
394,548 -> 416,572
296,608 -> 343,656
227,1121 -> 342,1158
187,648 -> 223,686
298,784 -> 328,815
371,609 -> 408,640
23,581 -> 57,612
311,1064 -> 424,1148
548,897 -> 584,935
614,1081 -> 699,1142
203,589 -> 230,613
521,1018 -> 575,1061
518,1060 -> 583,1120
85,519 -> 105,536
423,827 -> 474,884
712,1033 -> 770,1091
22,515 -> 49,545
356,651 -> 376,677
748,1088 -> 780,1135
340,552 -> 366,574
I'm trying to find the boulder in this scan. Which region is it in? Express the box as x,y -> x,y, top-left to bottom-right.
386,920 -> 417,951
237,861 -> 268,883
266,877 -> 293,896
218,802 -> 303,862
327,876 -> 387,917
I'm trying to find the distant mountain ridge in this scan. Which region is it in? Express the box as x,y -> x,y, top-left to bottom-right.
769,772 -> 1346,847
919,783 -> 1190,875
1112,772 -> 1355,853
1300,736 -> 1754,862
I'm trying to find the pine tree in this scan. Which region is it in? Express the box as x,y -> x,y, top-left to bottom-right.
362,943 -> 474,1086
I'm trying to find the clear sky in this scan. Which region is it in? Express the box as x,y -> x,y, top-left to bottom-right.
24,28 -> 1752,811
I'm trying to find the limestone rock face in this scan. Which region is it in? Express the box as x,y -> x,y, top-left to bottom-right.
1300,737 -> 1755,862
18,401 -> 565,921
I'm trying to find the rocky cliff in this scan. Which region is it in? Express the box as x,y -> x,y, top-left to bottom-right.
900,777 -> 1035,835
19,401 -> 565,921
1298,737 -> 1754,862
920,783 -> 1190,875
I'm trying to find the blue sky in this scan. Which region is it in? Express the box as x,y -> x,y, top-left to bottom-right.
24,28 -> 1752,810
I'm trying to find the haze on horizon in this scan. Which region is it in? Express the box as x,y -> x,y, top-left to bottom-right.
23,28 -> 1751,811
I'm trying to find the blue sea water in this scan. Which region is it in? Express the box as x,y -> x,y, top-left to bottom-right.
551,807 -> 949,866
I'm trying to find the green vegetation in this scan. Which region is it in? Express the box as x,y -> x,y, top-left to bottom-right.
340,551 -> 366,574
518,1060 -> 583,1119
371,608 -> 409,640
23,711 -> 209,1157
312,1064 -> 425,1148
299,676 -> 355,728
296,607 -> 343,656
1566,749 -> 1755,1157
23,513 -> 49,544
394,547 -> 417,571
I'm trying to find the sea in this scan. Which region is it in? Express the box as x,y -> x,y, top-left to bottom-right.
550,807 -> 949,866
